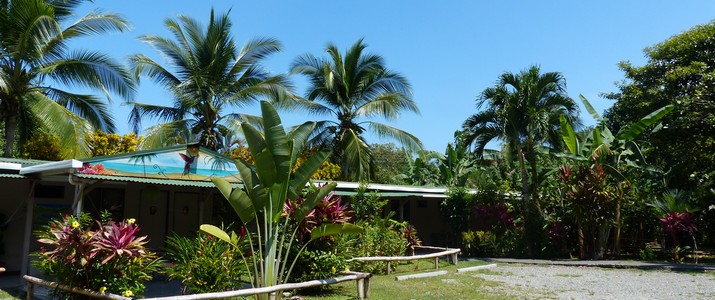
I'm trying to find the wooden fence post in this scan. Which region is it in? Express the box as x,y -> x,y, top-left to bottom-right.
26,281 -> 33,300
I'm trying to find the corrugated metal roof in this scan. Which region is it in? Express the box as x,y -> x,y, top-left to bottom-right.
0,173 -> 27,179
0,157 -> 51,167
333,190 -> 447,198
73,173 -> 243,188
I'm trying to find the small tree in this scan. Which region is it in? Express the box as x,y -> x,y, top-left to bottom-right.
200,102 -> 361,297
17,131 -> 63,160
90,130 -> 142,157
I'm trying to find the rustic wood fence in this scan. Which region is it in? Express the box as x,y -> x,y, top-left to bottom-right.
347,245 -> 461,274
24,271 -> 371,300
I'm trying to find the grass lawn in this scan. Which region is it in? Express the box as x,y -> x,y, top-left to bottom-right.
0,289 -> 20,300
297,259 -> 513,300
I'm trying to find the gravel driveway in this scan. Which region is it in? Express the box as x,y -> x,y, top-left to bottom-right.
470,264 -> 715,299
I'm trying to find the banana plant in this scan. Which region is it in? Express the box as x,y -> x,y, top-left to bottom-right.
557,95 -> 674,258
200,101 -> 362,296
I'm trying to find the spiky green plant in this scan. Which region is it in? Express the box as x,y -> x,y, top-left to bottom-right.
200,101 -> 361,298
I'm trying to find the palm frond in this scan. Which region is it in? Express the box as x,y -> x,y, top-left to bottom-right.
140,120 -> 193,149
61,10 -> 130,39
26,91 -> 94,158
366,121 -> 423,153
43,50 -> 136,101
42,87 -> 115,132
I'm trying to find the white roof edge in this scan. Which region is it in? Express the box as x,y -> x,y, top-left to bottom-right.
333,181 -> 451,194
19,159 -> 84,175
0,162 -> 22,171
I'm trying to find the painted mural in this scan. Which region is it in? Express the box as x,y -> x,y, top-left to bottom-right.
78,145 -> 241,183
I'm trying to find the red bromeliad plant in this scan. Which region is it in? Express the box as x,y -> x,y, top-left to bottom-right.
35,213 -> 162,298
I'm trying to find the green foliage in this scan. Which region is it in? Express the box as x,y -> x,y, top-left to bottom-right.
340,218 -> 408,274
164,230 -> 249,294
34,213 -> 161,298
639,246 -> 657,261
17,131 -> 62,160
371,143 -> 410,184
437,132 -> 478,187
604,20 -> 715,222
350,182 -> 388,221
441,187 -> 474,246
395,150 -> 442,186
289,249 -> 346,284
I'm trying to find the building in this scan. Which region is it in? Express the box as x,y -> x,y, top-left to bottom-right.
0,145 -> 453,275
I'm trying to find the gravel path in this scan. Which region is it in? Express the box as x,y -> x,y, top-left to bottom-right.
470,264 -> 715,299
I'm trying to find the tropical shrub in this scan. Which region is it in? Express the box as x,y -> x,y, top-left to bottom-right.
17,131 -> 63,161
441,187 -> 474,246
284,190 -> 352,244
560,163 -> 616,260
89,130 -> 142,157
200,102 -> 361,298
350,182 -> 388,221
648,190 -> 700,262
341,217 -> 407,274
165,229 -> 250,294
284,191 -> 353,282
289,249 -> 346,284
34,213 -> 161,298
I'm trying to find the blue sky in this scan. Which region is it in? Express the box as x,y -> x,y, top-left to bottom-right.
71,0 -> 715,152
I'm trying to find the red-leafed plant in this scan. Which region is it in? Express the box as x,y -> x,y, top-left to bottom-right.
648,190 -> 699,262
284,190 -> 352,243
35,213 -> 162,298
92,220 -> 149,264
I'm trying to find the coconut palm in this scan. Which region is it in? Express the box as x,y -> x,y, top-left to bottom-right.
0,0 -> 135,158
290,39 -> 422,181
128,9 -> 293,152
462,65 -> 579,256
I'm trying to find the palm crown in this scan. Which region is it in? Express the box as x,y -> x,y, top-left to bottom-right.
128,9 -> 293,151
291,38 -> 422,181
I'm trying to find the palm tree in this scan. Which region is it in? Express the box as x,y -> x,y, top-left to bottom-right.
462,65 -> 579,256
0,0 -> 135,158
128,9 -> 293,152
290,39 -> 422,181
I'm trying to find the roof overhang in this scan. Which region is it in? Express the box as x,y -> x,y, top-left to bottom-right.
20,159 -> 83,176
73,173 -> 244,188
0,162 -> 22,172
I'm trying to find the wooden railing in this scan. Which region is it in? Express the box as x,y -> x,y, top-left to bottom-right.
347,246 -> 461,274
23,275 -> 130,300
24,271 -> 371,300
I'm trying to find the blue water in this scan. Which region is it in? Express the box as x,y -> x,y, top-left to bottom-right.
101,161 -> 238,178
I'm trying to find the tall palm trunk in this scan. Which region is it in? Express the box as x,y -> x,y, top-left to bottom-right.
518,147 -> 533,256
613,182 -> 624,258
2,115 -> 17,157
